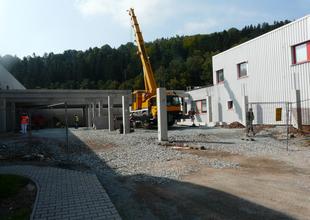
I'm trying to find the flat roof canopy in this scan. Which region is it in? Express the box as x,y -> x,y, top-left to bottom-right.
0,89 -> 132,106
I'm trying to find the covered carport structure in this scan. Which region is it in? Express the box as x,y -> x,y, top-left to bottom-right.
0,89 -> 131,133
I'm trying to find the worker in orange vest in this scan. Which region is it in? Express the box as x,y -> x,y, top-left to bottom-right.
20,112 -> 29,134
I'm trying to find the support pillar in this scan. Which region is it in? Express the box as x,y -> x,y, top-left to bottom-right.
157,88 -> 168,142
91,102 -> 95,119
242,96 -> 249,126
87,104 -> 92,127
82,107 -> 87,127
0,99 -> 7,133
11,102 -> 16,132
108,96 -> 114,131
294,90 -> 302,129
98,101 -> 102,117
207,96 -> 212,123
122,96 -> 130,134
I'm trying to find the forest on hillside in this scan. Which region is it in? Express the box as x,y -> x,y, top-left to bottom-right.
0,20 -> 290,90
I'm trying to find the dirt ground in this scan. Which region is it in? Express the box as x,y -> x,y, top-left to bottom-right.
91,129 -> 309,220
1,127 -> 309,220
115,149 -> 309,220
180,150 -> 309,219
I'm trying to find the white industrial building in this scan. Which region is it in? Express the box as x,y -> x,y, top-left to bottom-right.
0,64 -> 26,90
185,15 -> 310,128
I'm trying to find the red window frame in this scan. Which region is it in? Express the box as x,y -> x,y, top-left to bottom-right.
195,100 -> 207,114
227,100 -> 233,110
216,69 -> 224,84
292,41 -> 310,64
237,62 -> 248,78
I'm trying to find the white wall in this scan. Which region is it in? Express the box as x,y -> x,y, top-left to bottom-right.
186,15 -> 310,126
0,64 -> 26,90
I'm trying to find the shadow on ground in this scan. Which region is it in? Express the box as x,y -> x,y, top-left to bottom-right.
0,129 -> 295,220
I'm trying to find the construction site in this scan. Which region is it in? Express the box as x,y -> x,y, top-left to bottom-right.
1,7 -> 310,220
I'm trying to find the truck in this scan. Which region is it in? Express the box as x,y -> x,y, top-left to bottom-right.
128,8 -> 183,127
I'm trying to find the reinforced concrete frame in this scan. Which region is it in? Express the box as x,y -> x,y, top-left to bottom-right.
0,89 -> 131,133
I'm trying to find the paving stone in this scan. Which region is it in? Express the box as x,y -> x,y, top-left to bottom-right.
0,165 -> 121,220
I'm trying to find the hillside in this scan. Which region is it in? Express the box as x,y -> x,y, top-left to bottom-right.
0,20 -> 290,90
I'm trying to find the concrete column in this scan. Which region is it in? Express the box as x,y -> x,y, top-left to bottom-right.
242,96 -> 249,126
11,102 -> 16,132
0,99 -> 7,133
87,104 -> 92,127
294,90 -> 302,129
108,96 -> 115,131
122,96 -> 130,134
82,107 -> 87,127
91,102 -> 95,119
207,96 -> 212,123
98,101 -> 102,117
182,98 -> 187,116
157,88 -> 168,142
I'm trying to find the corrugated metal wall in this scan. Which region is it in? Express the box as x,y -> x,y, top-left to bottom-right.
187,15 -> 310,126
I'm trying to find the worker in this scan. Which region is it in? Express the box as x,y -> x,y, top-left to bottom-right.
74,114 -> 79,129
246,108 -> 255,136
188,109 -> 196,127
20,112 -> 29,134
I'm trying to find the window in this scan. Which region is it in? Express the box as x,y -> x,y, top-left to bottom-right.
195,101 -> 202,113
167,96 -> 181,106
238,62 -> 248,78
195,100 -> 207,113
292,41 -> 310,64
228,101 -> 233,110
216,69 -> 224,83
201,100 -> 207,113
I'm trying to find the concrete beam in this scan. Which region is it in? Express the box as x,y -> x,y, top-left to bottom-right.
108,96 -> 115,131
157,88 -> 168,142
122,96 -> 130,134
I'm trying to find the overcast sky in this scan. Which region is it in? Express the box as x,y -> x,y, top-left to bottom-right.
0,0 -> 309,58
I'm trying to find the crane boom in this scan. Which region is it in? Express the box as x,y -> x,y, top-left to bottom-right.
128,8 -> 183,128
128,8 -> 157,98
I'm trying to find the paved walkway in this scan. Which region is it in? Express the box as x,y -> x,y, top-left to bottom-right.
0,165 -> 121,220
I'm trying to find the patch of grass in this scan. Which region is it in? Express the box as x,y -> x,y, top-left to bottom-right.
0,175 -> 34,220
1,208 -> 32,220
0,175 -> 28,199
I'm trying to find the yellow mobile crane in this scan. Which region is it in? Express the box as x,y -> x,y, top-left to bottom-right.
128,8 -> 183,127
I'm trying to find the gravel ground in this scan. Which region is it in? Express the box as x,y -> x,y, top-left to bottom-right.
1,127 -> 309,219
1,126 -> 309,184
69,128 -> 240,183
171,127 -> 308,156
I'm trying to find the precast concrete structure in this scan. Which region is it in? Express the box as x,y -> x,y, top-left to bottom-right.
185,15 -> 310,127
0,89 -> 131,133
